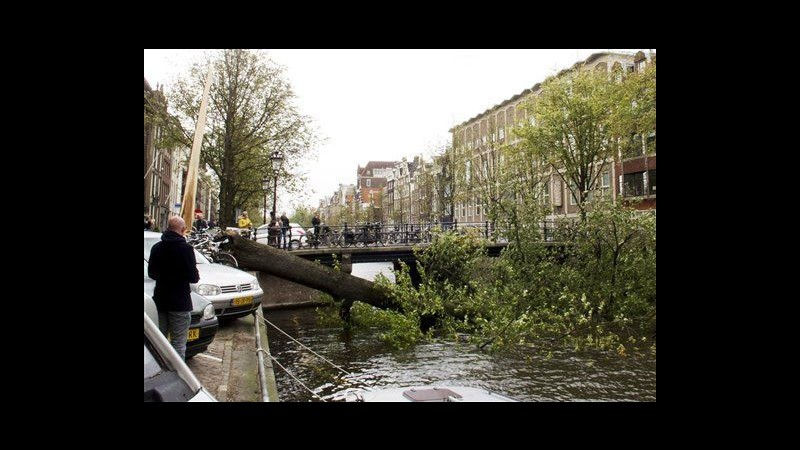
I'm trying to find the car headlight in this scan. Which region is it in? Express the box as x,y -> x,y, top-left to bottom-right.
198,284 -> 221,296
250,280 -> 259,290
202,303 -> 215,320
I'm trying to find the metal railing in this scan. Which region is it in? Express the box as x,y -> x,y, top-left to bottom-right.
253,308 -> 279,402
250,219 -> 579,250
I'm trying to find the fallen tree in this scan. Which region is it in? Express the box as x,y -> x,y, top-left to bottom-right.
224,232 -> 400,318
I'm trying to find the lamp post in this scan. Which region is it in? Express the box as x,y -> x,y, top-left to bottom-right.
262,175 -> 270,226
269,150 -> 284,220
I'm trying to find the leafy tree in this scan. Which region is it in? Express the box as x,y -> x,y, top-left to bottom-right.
161,49 -> 317,228
516,70 -> 616,222
290,204 -> 314,227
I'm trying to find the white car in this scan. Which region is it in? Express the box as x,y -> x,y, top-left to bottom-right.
145,231 -> 264,319
145,294 -> 216,402
144,260 -> 218,358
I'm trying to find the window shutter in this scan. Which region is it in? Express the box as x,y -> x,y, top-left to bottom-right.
553,178 -> 562,206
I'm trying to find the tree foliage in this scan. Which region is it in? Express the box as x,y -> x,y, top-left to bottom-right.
162,50 -> 318,228
290,204 -> 314,226
516,70 -> 617,222
611,58 -> 657,158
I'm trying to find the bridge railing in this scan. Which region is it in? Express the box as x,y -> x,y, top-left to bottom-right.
264,219 -> 572,250
256,218 -> 575,249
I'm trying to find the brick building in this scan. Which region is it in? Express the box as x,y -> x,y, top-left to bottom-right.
449,51 -> 656,224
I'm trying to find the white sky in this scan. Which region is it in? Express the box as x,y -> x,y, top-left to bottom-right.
144,49 -> 642,213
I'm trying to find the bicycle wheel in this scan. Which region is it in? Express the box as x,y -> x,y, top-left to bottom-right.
214,252 -> 239,268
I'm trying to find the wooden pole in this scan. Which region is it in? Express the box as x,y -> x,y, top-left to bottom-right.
180,66 -> 214,233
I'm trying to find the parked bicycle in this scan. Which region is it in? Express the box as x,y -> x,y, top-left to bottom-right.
187,230 -> 239,268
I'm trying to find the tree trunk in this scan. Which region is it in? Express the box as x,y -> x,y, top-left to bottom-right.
225,233 -> 400,311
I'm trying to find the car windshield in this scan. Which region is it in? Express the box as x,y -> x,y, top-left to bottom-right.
144,237 -> 210,264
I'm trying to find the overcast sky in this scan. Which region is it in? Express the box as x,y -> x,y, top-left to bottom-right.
144,49 -> 644,214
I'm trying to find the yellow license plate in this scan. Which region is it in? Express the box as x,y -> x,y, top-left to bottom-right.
187,328 -> 200,341
232,296 -> 253,306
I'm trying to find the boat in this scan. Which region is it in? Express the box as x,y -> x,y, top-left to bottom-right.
343,386 -> 518,402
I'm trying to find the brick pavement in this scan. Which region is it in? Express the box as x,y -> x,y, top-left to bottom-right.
187,314 -> 261,402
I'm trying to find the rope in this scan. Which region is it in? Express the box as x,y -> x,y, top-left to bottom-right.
261,315 -> 351,376
267,354 -> 327,402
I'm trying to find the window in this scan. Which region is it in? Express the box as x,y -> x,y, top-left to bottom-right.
499,128 -> 505,141
647,169 -> 656,195
626,64 -> 635,74
599,170 -> 611,197
465,160 -> 471,183
366,179 -> 371,187
623,134 -> 643,159
612,62 -> 623,82
553,178 -> 562,206
543,180 -> 550,205
623,172 -> 645,197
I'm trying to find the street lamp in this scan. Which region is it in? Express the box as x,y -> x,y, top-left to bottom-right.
269,150 -> 284,220
262,175 -> 270,225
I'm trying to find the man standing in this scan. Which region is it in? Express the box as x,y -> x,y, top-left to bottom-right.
147,216 -> 199,360
311,213 -> 321,248
312,213 -> 321,237
280,212 -> 290,250
238,211 -> 253,238
193,213 -> 208,232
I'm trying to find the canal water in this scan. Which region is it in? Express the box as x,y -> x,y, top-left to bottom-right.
263,262 -> 656,402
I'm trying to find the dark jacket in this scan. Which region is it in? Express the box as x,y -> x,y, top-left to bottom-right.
312,216 -> 320,226
148,230 -> 200,312
280,215 -> 290,230
194,218 -> 208,231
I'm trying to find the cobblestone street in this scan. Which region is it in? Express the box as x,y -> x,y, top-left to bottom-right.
187,314 -> 263,402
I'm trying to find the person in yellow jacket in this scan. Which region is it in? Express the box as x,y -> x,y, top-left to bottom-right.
237,211 -> 253,238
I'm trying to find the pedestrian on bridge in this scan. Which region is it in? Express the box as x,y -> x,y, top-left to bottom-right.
280,212 -> 290,249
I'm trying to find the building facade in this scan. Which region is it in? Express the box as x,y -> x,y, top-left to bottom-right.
449,51 -> 656,225
145,78 -> 219,230
144,77 -> 173,231
356,161 -> 395,222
